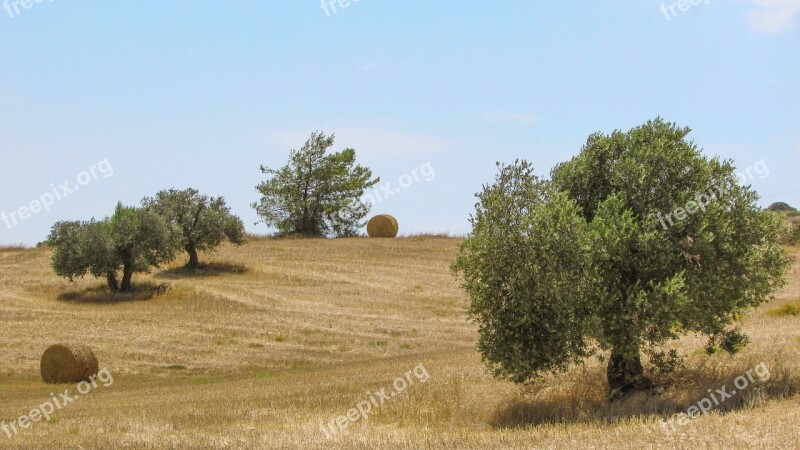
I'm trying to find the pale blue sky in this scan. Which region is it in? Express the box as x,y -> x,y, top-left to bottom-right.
1,1 -> 798,245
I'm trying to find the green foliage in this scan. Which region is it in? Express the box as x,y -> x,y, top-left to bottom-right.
788,222 -> 800,244
452,161 -> 597,382
48,219 -> 116,282
704,328 -> 750,354
143,188 -> 246,268
773,211 -> 800,244
453,118 -> 790,387
648,349 -> 682,374
48,203 -> 181,292
252,131 -> 379,237
767,202 -> 796,212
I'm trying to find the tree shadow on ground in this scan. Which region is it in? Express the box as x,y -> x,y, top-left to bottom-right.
490,389 -> 684,428
489,359 -> 799,429
57,283 -> 170,304
156,262 -> 248,279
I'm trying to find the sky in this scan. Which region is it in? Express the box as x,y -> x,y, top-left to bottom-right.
1,0 -> 798,246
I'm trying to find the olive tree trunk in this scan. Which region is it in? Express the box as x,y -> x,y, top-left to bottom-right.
120,266 -> 134,292
185,244 -> 200,268
607,348 -> 652,399
106,272 -> 119,292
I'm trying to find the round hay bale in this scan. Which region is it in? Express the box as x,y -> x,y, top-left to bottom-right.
40,344 -> 99,384
367,214 -> 399,238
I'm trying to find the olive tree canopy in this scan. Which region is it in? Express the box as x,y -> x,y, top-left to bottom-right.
453,118 -> 790,397
143,188 -> 246,268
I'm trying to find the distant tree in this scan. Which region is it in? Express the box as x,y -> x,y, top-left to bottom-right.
143,188 -> 246,268
767,202 -> 796,212
453,119 -> 790,398
253,131 -> 380,237
48,203 -> 181,292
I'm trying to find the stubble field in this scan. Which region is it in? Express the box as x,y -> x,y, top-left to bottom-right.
1,237 -> 798,449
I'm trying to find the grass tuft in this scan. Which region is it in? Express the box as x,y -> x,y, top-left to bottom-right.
767,300 -> 800,317
188,376 -> 219,385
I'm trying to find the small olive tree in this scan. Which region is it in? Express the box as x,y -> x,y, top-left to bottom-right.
48,203 -> 181,292
143,188 -> 246,268
48,219 -> 119,290
453,118 -> 790,397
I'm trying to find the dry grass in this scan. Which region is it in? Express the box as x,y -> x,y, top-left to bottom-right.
399,232 -> 461,239
0,245 -> 29,252
0,238 -> 799,449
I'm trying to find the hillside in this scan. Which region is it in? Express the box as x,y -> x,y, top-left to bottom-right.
1,237 -> 798,449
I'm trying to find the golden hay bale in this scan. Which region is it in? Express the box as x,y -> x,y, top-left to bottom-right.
367,214 -> 399,238
40,344 -> 99,384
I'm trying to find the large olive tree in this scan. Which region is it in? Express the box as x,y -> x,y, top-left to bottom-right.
453,119 -> 790,397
